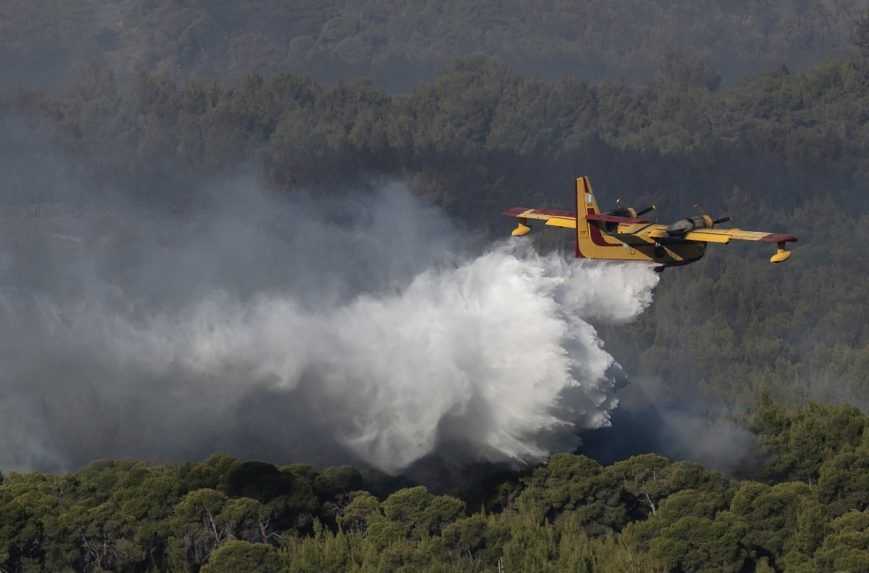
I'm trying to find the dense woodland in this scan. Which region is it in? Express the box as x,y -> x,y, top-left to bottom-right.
2,4 -> 869,572
3,400 -> 869,572
2,0 -> 869,90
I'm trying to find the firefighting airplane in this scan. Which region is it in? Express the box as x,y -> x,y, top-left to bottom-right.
504,177 -> 797,271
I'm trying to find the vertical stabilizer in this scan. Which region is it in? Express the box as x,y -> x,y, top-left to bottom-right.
575,176 -> 599,257
574,176 -> 647,260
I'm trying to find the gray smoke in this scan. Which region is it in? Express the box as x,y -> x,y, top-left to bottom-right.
0,120 -> 660,474
594,375 -> 760,474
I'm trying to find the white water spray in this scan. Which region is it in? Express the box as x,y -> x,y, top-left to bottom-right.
112,244 -> 659,473
0,179 -> 659,473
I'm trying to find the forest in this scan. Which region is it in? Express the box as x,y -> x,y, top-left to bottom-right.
2,0 -> 868,89
2,3 -> 869,572
3,400 -> 869,572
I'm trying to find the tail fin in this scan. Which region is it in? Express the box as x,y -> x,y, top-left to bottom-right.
576,176 -> 601,213
574,176 -> 600,258
574,176 -> 644,260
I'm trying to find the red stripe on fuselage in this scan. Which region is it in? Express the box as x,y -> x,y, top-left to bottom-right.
575,185 -> 584,258
586,213 -> 649,224
587,208 -> 620,247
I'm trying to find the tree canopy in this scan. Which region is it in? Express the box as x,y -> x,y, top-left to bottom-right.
3,0 -> 868,91
1,401 -> 868,571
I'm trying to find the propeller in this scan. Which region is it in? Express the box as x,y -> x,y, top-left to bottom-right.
693,204 -> 731,227
613,198 -> 655,218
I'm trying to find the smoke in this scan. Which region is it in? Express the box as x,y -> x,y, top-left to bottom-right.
0,121 -> 660,473
581,376 -> 759,475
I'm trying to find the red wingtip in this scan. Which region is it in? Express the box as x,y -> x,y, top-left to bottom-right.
761,233 -> 798,243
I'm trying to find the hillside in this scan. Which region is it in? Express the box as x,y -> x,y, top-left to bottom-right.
2,0 -> 869,90
9,57 -> 868,407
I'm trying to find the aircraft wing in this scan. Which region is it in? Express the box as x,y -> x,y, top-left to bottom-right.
503,208 -> 576,234
648,228 -> 798,245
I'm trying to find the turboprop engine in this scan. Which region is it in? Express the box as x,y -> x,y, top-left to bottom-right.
666,214 -> 730,237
